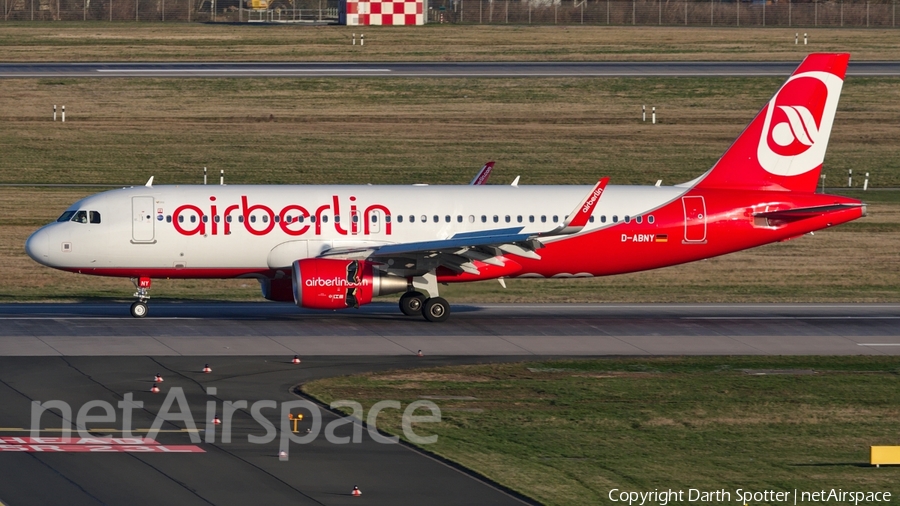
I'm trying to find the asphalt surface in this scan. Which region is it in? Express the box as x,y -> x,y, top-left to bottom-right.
1,302 -> 898,504
1,302 -> 899,356
0,355 -> 531,506
2,61 -> 900,78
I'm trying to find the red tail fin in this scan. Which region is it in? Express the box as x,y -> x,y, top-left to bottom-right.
694,53 -> 849,192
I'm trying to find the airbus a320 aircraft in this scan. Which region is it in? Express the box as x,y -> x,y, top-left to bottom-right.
26,53 -> 864,322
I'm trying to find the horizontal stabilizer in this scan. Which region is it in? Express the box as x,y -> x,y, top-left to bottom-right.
754,203 -> 865,222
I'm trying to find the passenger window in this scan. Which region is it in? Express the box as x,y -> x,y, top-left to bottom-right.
333,215 -> 340,223
178,215 -> 184,223
298,216 -> 305,223
624,216 -> 631,223
541,216 -> 546,223
636,216 -> 642,224
397,215 -> 403,223
601,215 -> 606,223
409,215 -> 415,223
352,215 -> 359,223
612,215 -> 618,223
457,215 -> 463,223
226,216 -> 232,223
191,215 -> 197,223
57,211 -> 76,222
371,215 -> 377,223
310,216 -> 316,223
249,216 -> 255,223
493,215 -> 499,223
529,216 -> 535,223
262,215 -> 269,223
468,215 -> 475,223
72,210 -> 88,223
445,215 -> 451,223
517,216 -> 523,223
386,215 -> 391,223
202,215 -> 208,223
322,215 -> 329,223
166,216 -> 172,223
648,215 -> 655,224
420,215 -> 427,223
589,216 -> 594,223
239,216 -> 244,223
214,215 -> 221,223
505,215 -> 511,223
481,215 -> 487,223
89,211 -> 101,224
552,216 -> 559,223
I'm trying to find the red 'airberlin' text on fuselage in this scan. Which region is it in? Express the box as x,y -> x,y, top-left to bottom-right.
171,195 -> 392,237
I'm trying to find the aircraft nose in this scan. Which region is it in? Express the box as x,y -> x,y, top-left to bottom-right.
25,227 -> 50,265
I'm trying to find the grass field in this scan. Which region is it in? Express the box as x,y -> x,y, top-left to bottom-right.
303,357 -> 900,506
1,24 -> 899,62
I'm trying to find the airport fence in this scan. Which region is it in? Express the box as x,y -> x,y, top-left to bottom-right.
0,0 -> 338,22
1,0 -> 896,26
436,0 -> 899,27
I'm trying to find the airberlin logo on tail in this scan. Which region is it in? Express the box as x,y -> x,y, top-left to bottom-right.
771,105 -> 819,150
757,71 -> 843,177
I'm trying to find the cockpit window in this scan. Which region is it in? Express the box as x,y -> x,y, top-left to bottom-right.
57,211 -> 76,222
72,211 -> 88,223
89,211 -> 101,224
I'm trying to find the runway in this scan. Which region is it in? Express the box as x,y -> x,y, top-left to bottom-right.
0,355 -> 531,506
2,61 -> 900,78
1,302 -> 899,356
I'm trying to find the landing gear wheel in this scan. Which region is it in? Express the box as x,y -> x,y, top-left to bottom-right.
422,297 -> 450,323
130,301 -> 148,318
399,291 -> 426,316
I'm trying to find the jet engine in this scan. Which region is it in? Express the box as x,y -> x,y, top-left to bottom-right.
291,258 -> 407,310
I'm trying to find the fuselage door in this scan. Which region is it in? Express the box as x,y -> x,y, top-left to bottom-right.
132,196 -> 156,243
682,195 -> 707,244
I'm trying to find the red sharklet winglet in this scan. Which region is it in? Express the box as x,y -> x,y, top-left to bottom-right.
694,53 -> 850,193
541,177 -> 609,236
470,161 -> 495,185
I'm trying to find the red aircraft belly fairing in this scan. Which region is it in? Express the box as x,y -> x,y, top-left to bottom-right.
24,53 -> 865,321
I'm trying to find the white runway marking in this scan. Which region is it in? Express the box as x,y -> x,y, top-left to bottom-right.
96,68 -> 392,73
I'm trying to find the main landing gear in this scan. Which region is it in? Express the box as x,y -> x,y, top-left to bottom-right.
398,291 -> 451,323
130,276 -> 151,318
398,273 -> 451,322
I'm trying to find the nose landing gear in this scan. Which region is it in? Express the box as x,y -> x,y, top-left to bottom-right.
130,276 -> 151,318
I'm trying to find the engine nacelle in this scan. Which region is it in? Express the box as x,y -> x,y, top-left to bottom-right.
292,259 -> 407,310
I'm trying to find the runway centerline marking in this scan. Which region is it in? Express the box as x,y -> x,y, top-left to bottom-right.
857,343 -> 900,346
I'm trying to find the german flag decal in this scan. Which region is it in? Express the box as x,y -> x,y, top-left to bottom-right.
656,234 -> 668,243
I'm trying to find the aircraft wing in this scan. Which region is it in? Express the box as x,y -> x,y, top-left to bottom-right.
469,161 -> 495,185
319,179 -> 608,277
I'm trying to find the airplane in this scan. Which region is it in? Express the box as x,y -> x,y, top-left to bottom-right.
25,53 -> 865,322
